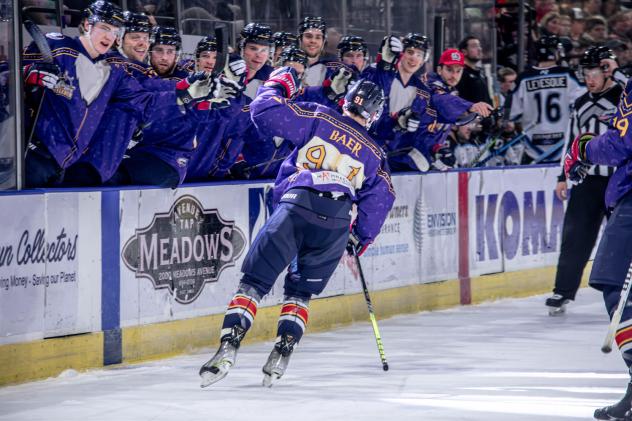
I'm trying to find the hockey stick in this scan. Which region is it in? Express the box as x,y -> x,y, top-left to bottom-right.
212,25 -> 228,78
22,12 -> 55,152
602,261 -> 632,353
353,249 -> 389,371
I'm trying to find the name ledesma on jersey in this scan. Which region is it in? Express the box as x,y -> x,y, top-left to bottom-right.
525,77 -> 568,92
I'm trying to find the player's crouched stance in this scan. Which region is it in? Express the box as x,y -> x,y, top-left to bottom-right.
199,68 -> 395,388
564,82 -> 632,420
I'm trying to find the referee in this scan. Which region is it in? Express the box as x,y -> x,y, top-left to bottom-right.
547,46 -> 621,315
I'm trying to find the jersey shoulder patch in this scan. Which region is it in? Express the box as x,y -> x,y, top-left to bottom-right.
45,32 -> 65,40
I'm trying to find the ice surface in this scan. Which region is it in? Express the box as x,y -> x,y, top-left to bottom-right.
0,288 -> 627,421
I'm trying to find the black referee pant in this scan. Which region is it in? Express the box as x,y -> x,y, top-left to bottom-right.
553,175 -> 609,299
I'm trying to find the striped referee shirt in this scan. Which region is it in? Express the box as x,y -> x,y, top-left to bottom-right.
560,82 -> 621,180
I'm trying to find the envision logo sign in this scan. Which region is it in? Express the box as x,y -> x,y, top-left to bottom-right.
122,195 -> 246,304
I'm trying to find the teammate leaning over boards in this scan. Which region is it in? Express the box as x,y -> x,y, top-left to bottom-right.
546,46 -> 620,316
240,23 -> 275,99
299,16 -> 345,87
510,35 -> 585,164
272,31 -> 299,65
361,33 -> 432,152
564,65 -> 632,421
115,27 -> 240,187
389,49 -> 491,171
199,70 -> 395,388
338,35 -> 369,73
62,10 -> 157,186
21,0 -> 168,188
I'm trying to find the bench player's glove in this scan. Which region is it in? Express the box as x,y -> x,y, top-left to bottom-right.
564,133 -> 593,183
264,66 -> 301,99
347,225 -> 369,257
323,67 -> 354,101
176,71 -> 213,106
432,143 -> 456,171
394,107 -> 420,133
377,36 -> 402,70
223,56 -> 248,87
195,76 -> 243,110
24,62 -> 60,90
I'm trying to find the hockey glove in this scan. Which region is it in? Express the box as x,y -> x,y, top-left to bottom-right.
564,133 -> 594,183
24,62 -> 60,90
432,143 -> 456,171
194,76 -> 242,110
394,107 -> 420,133
223,56 -> 248,86
264,66 -> 301,99
323,67 -> 354,101
176,71 -> 212,106
347,226 -> 369,257
377,36 -> 403,70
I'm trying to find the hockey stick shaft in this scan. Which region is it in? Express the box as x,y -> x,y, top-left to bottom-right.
22,13 -> 55,153
354,251 -> 389,371
602,261 -> 632,353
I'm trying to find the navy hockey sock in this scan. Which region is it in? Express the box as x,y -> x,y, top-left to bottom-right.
276,297 -> 309,345
220,284 -> 262,341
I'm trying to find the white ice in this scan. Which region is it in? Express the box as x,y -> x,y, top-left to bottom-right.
0,288 -> 628,421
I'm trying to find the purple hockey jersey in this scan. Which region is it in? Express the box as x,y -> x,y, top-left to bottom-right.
585,78 -> 632,207
22,34 -> 161,169
250,84 -> 396,244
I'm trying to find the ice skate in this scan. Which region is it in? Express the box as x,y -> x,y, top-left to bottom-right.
594,382 -> 632,420
199,326 -> 245,388
546,294 -> 571,316
262,334 -> 297,387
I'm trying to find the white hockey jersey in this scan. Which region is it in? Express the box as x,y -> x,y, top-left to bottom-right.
509,65 -> 585,162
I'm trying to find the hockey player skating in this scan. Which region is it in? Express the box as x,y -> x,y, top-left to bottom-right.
564,70 -> 632,421
546,46 -> 619,316
199,69 -> 395,387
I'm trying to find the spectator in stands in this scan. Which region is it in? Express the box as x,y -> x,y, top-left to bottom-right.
582,16 -> 608,44
601,0 -> 619,17
497,67 -> 517,110
456,36 -> 493,105
608,12 -> 632,41
540,12 -> 563,36
582,0 -> 602,17
559,12 -> 572,38
536,0 -> 559,22
569,8 -> 585,42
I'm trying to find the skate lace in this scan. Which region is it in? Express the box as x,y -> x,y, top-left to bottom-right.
275,334 -> 297,357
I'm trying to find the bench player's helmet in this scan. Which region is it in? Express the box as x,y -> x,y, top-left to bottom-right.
196,35 -> 218,58
337,35 -> 368,59
273,31 -> 299,49
402,33 -> 430,63
83,0 -> 125,28
278,45 -> 308,67
298,16 -> 327,37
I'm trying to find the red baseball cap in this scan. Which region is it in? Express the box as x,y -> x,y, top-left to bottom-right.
439,49 -> 465,66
